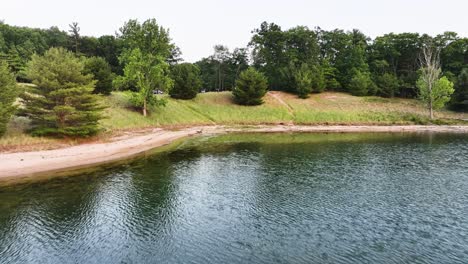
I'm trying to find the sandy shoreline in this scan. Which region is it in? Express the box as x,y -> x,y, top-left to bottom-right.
1,125 -> 468,182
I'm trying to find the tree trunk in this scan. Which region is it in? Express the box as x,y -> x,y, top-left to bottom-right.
429,100 -> 434,120
143,99 -> 147,117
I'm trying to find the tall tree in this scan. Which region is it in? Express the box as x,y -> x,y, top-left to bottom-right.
20,48 -> 104,137
417,46 -> 455,119
118,19 -> 174,116
0,61 -> 18,136
68,22 -> 80,53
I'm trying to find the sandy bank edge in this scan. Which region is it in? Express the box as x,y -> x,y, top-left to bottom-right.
1,125 -> 468,182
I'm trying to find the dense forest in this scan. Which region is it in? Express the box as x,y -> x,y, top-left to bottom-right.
0,20 -> 467,111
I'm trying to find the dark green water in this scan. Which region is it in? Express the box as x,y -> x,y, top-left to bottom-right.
1,133 -> 468,264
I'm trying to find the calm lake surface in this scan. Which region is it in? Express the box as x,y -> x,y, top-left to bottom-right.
1,133 -> 468,264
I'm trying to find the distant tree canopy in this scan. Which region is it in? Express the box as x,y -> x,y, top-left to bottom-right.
2,20 -> 468,111
196,45 -> 249,92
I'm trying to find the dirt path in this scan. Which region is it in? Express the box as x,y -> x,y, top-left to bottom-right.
269,92 -> 294,114
1,125 -> 468,182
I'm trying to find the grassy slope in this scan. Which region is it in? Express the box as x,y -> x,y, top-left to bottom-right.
1,91 -> 466,152
102,91 -> 467,130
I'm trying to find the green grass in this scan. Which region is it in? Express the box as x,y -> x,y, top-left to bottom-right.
102,91 -> 467,130
2,90 -> 466,151
102,92 -> 293,130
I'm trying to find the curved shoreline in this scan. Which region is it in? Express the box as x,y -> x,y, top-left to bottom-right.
1,125 -> 468,182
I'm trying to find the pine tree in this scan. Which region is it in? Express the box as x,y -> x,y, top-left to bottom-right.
233,68 -> 268,105
0,61 -> 18,136
169,63 -> 202,99
20,47 -> 104,137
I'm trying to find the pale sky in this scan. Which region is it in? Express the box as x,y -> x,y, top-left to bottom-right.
2,0 -> 467,62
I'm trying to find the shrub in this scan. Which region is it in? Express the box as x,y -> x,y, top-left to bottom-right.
233,68 -> 268,105
169,63 -> 202,99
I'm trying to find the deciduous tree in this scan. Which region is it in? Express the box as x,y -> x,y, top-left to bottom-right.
417,46 -> 455,119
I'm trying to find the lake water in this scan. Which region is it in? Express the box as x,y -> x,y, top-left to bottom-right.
1,133 -> 468,264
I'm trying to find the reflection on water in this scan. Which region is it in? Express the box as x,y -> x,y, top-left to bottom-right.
1,133 -> 468,264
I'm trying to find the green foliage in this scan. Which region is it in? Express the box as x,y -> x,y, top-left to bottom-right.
83,57 -> 114,95
294,64 -> 313,98
376,73 -> 399,97
0,61 -> 18,136
310,64 -> 326,93
348,70 -> 374,96
250,22 -> 320,91
196,46 -> 249,91
450,68 -> 468,111
233,68 -> 268,105
321,59 -> 341,90
417,75 -> 455,110
118,19 -> 174,116
170,63 -> 202,99
20,48 -> 104,137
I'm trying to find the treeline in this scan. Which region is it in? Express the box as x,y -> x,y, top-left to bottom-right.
0,19 -> 466,139
1,20 -> 467,111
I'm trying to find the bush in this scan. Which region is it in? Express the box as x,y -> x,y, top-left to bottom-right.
169,63 -> 202,99
0,61 -> 18,137
20,48 -> 104,137
233,68 -> 268,105
84,56 -> 114,95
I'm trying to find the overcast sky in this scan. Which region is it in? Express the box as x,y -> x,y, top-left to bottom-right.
2,0 -> 467,62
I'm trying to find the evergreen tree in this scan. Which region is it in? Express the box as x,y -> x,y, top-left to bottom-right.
84,56 -> 114,95
376,73 -> 399,97
348,69 -> 374,96
450,68 -> 468,111
20,47 -> 104,137
294,63 -> 313,98
233,68 -> 268,105
0,61 -> 18,136
170,63 -> 202,99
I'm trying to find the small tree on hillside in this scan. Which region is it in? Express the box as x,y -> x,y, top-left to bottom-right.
294,64 -> 313,99
170,63 -> 202,99
348,69 -> 374,96
376,73 -> 399,98
20,47 -> 104,137
84,57 -> 114,95
417,46 -> 455,119
0,61 -> 18,136
233,68 -> 268,105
